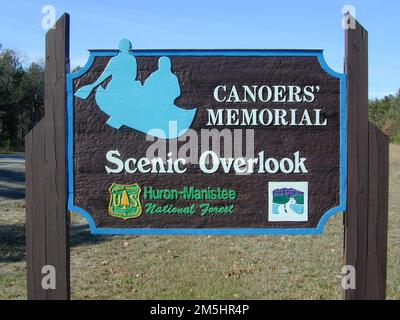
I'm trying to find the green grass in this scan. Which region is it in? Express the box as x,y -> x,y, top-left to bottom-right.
68,217 -> 343,299
0,145 -> 399,300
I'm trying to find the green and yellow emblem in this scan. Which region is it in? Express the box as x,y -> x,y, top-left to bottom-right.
108,183 -> 142,219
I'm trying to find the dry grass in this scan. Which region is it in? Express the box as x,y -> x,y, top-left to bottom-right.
387,144 -> 400,298
0,145 -> 399,300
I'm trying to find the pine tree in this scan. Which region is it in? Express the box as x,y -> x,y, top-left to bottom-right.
121,190 -> 130,209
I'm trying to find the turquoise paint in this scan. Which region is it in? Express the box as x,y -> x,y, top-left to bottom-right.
74,39 -> 197,139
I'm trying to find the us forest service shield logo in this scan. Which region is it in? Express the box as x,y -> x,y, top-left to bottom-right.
108,183 -> 142,219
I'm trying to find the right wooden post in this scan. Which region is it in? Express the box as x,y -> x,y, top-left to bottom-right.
366,123 -> 389,298
343,15 -> 389,300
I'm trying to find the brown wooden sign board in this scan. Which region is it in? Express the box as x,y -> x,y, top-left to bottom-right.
68,49 -> 346,235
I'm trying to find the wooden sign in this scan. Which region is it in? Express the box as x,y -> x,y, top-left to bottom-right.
26,14 -> 389,300
67,39 -> 347,235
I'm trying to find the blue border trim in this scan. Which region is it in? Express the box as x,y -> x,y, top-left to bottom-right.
67,49 -> 347,235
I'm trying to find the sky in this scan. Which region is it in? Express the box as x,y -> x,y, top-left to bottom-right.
0,0 -> 399,98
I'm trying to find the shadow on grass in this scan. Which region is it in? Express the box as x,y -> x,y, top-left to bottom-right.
0,224 -> 25,263
69,224 -> 112,247
0,186 -> 25,199
0,168 -> 25,199
0,223 -> 111,263
0,169 -> 25,183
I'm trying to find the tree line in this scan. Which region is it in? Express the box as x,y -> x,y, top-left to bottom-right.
369,90 -> 400,143
0,45 -> 44,151
0,46 -> 399,151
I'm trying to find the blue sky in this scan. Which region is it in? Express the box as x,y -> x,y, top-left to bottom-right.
0,0 -> 398,98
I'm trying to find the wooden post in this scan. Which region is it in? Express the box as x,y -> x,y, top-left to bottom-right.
343,15 -> 389,300
25,14 -> 70,300
366,124 -> 389,298
26,120 -> 47,299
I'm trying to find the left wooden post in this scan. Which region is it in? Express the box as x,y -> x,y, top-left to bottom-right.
25,13 -> 70,300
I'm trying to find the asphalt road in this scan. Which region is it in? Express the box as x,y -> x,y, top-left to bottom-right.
0,153 -> 25,201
